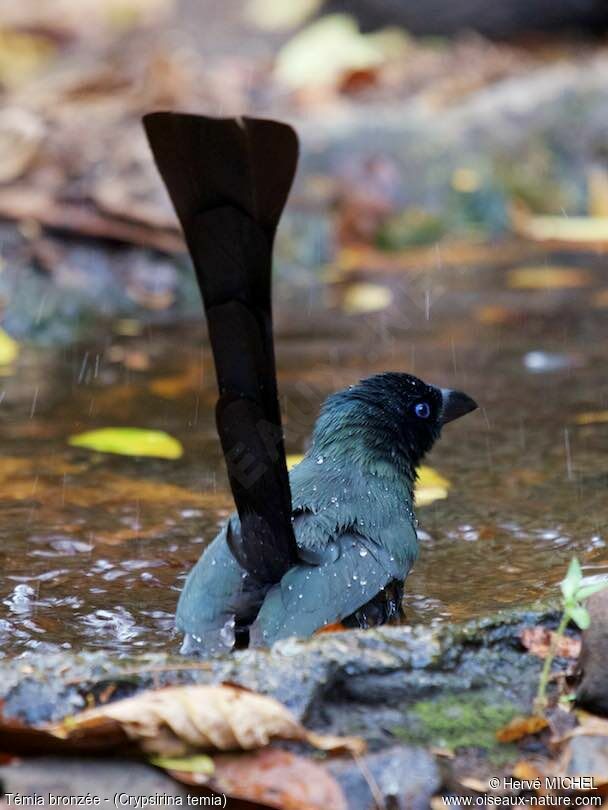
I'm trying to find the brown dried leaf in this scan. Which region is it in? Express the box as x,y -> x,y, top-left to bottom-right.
0,108 -> 45,183
520,626 -> 581,660
496,715 -> 548,744
47,685 -> 365,757
169,748 -> 347,810
512,759 -> 548,782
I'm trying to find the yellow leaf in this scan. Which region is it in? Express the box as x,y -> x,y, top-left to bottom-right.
287,454 -> 304,470
507,266 -> 591,290
451,168 -> 481,194
588,167 -> 608,217
342,283 -> 393,314
0,29 -> 55,89
113,319 -> 143,336
415,465 -> 450,506
574,411 -> 608,426
0,327 -> 19,365
275,14 -> 408,89
149,755 -> 214,775
245,0 -> 321,31
514,212 -> 608,245
68,428 -> 183,459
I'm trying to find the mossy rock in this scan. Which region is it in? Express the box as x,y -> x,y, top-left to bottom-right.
392,691 -> 520,766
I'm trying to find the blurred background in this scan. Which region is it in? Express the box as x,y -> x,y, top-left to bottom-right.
1,0 -> 608,655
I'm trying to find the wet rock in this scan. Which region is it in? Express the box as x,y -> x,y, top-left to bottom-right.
0,758 -> 191,803
564,734 -> 608,779
3,678 -> 84,725
328,746 -> 441,810
0,603 -> 553,730
576,590 -> 608,716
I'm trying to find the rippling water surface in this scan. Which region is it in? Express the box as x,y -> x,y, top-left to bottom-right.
1,247 -> 607,654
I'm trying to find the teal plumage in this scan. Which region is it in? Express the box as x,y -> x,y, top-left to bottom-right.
177,373 -> 475,653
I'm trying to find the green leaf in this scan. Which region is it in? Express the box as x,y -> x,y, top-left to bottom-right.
567,604 -> 590,630
561,557 -> 583,601
150,754 -> 215,775
577,579 -> 608,601
68,428 -> 183,459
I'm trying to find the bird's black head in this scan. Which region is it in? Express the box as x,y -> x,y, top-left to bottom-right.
312,372 -> 477,479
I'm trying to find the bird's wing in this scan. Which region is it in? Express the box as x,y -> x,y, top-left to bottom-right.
249,532 -> 411,646
143,112 -> 299,584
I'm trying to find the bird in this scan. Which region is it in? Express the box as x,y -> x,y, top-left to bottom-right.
143,111 -> 477,655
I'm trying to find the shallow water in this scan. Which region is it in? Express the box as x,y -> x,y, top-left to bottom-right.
1,244 -> 607,655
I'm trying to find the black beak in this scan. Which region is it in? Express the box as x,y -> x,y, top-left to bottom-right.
440,388 -> 478,424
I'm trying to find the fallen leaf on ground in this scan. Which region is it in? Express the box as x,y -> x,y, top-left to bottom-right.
513,210 -> 608,247
44,684 -> 365,757
315,622 -> 346,635
476,305 -> 519,326
150,754 -> 214,776
337,240 -> 545,275
459,778 -> 488,793
113,319 -> 144,337
0,328 -> 19,365
496,714 -> 548,743
588,167 -> 608,218
165,748 -> 347,810
68,427 -> 183,459
0,30 -> 56,89
1,0 -> 174,39
275,14 -> 407,91
512,760 -> 547,780
0,108 -> 45,183
507,266 -> 591,290
341,282 -> 393,314
520,626 -> 581,660
149,368 -> 202,399
286,454 -> 304,470
415,466 -> 450,506
451,167 -> 482,193
574,411 -> 608,426
246,0 -> 321,31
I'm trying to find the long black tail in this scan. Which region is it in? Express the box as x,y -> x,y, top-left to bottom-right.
143,112 -> 299,584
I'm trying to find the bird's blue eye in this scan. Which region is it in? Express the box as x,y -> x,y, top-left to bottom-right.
414,402 -> 431,419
